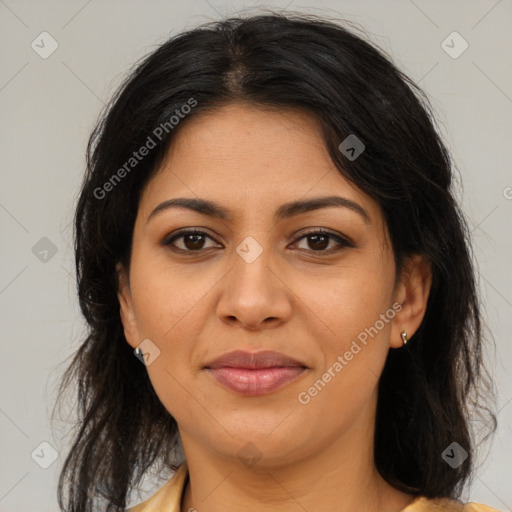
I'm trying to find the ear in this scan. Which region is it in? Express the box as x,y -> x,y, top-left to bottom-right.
390,254 -> 432,348
116,262 -> 140,349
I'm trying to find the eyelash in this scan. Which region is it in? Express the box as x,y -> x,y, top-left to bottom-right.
162,228 -> 355,255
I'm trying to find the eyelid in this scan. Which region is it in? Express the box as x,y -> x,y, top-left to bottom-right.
162,228 -> 355,253
161,227 -> 220,247
161,227 -> 355,253
292,228 -> 356,248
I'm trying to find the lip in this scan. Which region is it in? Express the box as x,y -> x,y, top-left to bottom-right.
204,350 -> 307,396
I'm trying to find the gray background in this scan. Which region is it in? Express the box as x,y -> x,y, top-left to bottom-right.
0,0 -> 511,510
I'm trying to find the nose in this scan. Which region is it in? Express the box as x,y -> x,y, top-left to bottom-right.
215,244 -> 293,331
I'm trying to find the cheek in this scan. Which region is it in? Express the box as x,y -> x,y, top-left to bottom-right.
300,262 -> 395,416
128,245 -> 208,340
128,247 -> 218,387
306,261 -> 395,347
296,275 -> 394,428
128,258 -> 209,423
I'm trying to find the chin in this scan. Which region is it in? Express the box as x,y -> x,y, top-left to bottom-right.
207,420 -> 317,468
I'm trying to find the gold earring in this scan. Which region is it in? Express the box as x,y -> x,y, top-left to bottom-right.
401,331 -> 409,345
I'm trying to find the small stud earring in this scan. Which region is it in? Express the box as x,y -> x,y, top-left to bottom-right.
401,331 -> 409,345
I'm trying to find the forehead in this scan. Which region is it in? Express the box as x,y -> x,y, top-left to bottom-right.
138,102 -> 384,229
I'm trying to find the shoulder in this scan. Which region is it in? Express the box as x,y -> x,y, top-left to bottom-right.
403,496 -> 502,512
459,503 -> 501,512
126,462 -> 188,512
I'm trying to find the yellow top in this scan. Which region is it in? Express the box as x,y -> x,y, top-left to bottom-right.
126,461 -> 500,512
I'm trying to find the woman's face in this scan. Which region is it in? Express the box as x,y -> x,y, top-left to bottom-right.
118,102 -> 428,467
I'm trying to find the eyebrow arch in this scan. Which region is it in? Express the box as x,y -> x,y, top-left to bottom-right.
146,195 -> 371,224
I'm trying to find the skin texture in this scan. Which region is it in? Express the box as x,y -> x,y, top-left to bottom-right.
118,103 -> 432,512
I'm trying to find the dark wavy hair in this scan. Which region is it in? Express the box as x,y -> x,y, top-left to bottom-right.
53,11 -> 496,511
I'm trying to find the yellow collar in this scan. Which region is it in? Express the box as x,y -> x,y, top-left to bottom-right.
127,461 -> 498,512
127,461 -> 188,512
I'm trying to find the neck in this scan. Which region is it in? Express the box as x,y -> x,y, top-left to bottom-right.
179,395 -> 415,512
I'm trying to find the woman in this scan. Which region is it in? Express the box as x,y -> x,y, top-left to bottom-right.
54,12 -> 498,512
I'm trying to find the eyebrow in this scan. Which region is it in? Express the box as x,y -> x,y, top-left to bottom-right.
146,195 -> 371,224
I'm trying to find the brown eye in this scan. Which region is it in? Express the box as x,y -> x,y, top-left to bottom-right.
304,234 -> 330,251
180,233 -> 207,251
163,230 -> 220,252
293,230 -> 355,254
